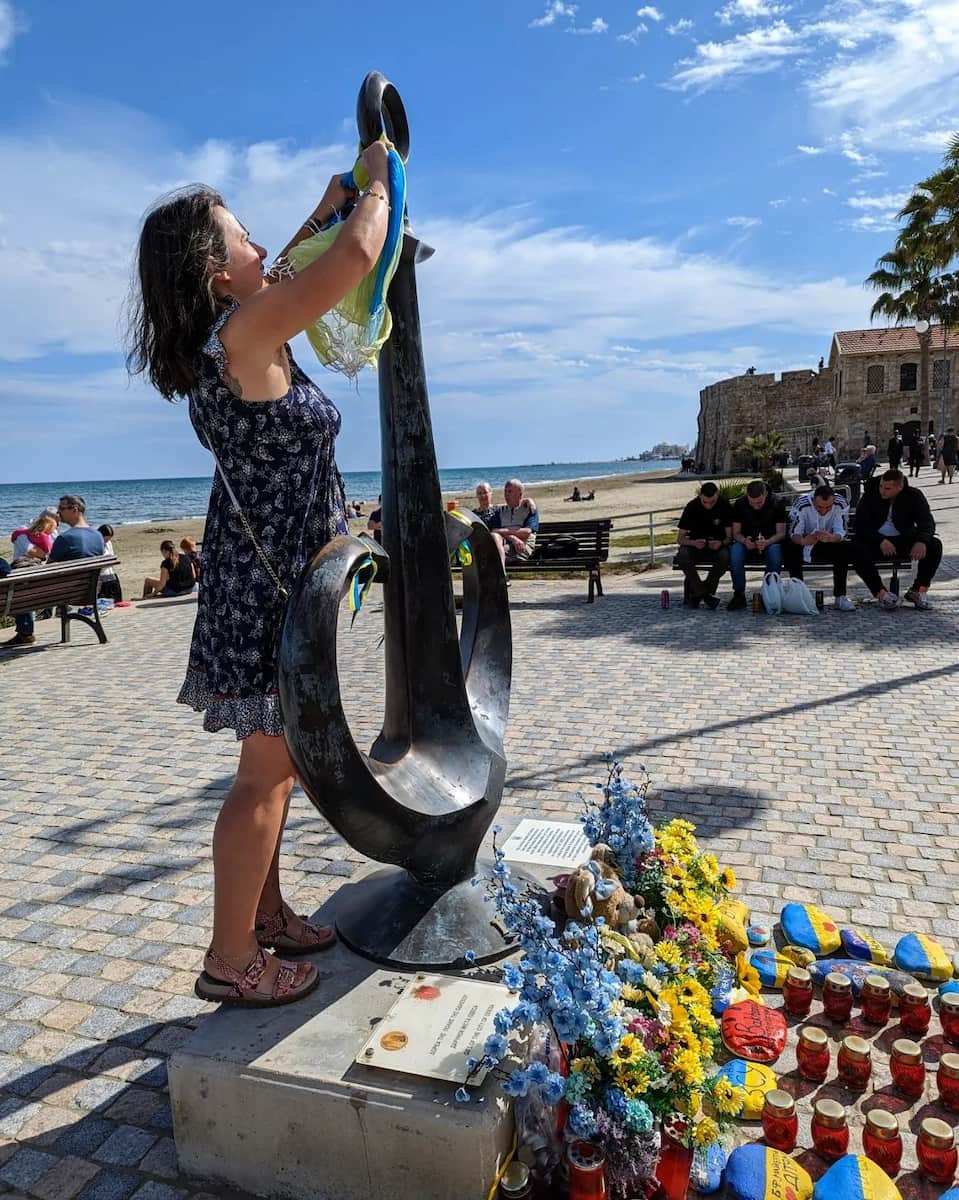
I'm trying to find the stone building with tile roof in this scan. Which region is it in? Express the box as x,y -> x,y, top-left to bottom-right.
696,323 -> 959,472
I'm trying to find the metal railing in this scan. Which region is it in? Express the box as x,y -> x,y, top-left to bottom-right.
604,506 -> 685,567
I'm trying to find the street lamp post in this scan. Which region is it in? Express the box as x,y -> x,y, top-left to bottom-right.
916,319 -> 930,459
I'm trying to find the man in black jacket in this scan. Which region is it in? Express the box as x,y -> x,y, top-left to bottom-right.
850,469 -> 943,610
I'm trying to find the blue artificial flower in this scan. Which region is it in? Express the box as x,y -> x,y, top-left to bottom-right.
464,950 -> 476,965
466,1057 -> 478,1072
455,1087 -> 470,1103
493,1009 -> 513,1036
483,1033 -> 508,1062
501,963 -> 524,991
567,1104 -> 598,1139
602,1085 -> 628,1120
625,1098 -> 653,1134
563,1071 -> 591,1104
526,1061 -> 549,1086
493,823 -> 503,834
502,1069 -> 530,1098
541,1072 -> 566,1105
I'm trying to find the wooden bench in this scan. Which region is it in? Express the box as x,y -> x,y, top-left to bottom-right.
0,556 -> 120,645
506,519 -> 612,602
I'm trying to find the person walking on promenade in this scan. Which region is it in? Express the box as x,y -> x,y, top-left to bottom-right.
908,431 -> 924,477
939,427 -> 958,484
126,144 -> 391,1007
888,431 -> 903,471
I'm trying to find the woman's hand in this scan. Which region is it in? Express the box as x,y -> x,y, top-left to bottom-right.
361,140 -> 391,185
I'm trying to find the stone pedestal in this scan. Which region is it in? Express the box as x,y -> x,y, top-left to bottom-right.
169,896 -> 514,1200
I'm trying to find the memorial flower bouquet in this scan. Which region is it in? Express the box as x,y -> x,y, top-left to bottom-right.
469,760 -> 746,1200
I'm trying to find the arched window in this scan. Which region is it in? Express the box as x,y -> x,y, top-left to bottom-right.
900,362 -> 918,391
866,365 -> 884,394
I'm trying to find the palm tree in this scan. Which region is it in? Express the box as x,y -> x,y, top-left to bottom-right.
899,134 -> 959,265
734,432 -> 785,474
866,238 -> 944,434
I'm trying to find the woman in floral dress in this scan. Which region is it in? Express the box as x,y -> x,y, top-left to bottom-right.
126,142 -> 391,1006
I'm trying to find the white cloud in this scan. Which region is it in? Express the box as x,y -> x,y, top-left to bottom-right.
618,23 -> 649,41
769,198 -> 789,207
796,143 -> 823,155
844,189 -> 910,234
717,0 -> 789,24
668,20 -> 804,91
846,191 -> 909,211
529,1 -> 577,27
0,1 -> 25,58
823,187 -> 837,195
667,18 -> 695,34
727,215 -> 761,227
636,6 -> 664,19
569,16 -> 608,33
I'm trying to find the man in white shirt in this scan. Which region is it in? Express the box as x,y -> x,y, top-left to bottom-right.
822,437 -> 836,471
786,485 -> 853,611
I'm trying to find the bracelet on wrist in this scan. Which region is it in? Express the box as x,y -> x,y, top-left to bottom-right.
357,187 -> 390,210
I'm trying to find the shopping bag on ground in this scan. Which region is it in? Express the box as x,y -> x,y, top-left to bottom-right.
780,577 -> 819,616
761,571 -> 783,614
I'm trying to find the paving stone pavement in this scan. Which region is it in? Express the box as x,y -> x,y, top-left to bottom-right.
1,472 -> 959,1198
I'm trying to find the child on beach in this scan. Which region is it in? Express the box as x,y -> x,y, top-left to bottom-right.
179,536 -> 202,582
10,513 -> 56,563
97,524 -> 122,602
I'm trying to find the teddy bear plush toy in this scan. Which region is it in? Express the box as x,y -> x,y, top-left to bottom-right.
565,845 -> 655,936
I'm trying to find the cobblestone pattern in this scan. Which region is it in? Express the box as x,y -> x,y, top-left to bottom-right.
0,476 -> 958,1198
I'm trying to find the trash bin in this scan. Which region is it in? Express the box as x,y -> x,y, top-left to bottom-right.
798,454 -> 814,482
836,464 -> 861,507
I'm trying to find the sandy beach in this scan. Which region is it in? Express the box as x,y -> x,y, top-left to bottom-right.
106,469 -> 705,596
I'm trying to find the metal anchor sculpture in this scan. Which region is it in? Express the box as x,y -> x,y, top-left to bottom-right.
278,72 -> 524,969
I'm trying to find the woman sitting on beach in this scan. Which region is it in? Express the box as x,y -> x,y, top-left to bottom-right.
126,144 -> 391,1007
142,539 -> 198,598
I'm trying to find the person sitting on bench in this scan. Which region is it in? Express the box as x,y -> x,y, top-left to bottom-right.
675,481 -> 732,610
849,468 -> 943,610
491,479 -> 539,569
727,480 -> 787,611
786,484 -> 854,612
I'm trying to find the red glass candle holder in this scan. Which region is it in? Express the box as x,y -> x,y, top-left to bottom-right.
890,1038 -> 925,1100
654,1118 -> 693,1200
811,1098 -> 849,1162
797,1026 -> 830,1082
900,982 -> 932,1036
762,1090 -> 798,1152
917,1117 -> 958,1185
938,1052 -> 959,1111
567,1140 -> 607,1200
941,992 -> 959,1045
783,967 -> 813,1017
837,1035 -> 872,1090
863,1109 -> 903,1178
861,974 -> 892,1026
822,971 -> 853,1023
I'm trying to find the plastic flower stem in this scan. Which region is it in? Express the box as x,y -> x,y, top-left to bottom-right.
602,929 -> 642,960
485,1129 -> 518,1200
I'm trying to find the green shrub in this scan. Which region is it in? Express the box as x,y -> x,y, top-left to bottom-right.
715,478 -> 751,502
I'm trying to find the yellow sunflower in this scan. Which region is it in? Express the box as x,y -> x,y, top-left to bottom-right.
695,1117 -> 720,1147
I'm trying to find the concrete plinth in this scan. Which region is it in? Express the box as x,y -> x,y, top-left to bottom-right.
169,900 -> 514,1200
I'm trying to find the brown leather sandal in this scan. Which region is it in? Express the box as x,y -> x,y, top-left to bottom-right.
194,946 -> 319,1007
255,902 -> 336,956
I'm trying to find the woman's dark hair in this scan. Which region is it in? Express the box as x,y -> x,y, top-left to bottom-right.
126,186 -> 229,400
160,539 -> 179,565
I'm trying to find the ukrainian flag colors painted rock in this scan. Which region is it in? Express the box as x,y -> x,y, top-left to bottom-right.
690,1140 -> 726,1194
937,1189 -> 959,1200
894,933 -> 953,982
780,903 -> 841,956
812,1155 -> 902,1200
941,980 -> 959,998
716,1059 -> 779,1119
840,928 -> 892,966
751,949 -> 794,989
721,1000 -> 788,1064
725,1144 -> 813,1200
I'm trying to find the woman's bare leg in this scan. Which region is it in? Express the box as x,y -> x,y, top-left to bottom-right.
209,732 -> 295,982
142,576 -> 161,598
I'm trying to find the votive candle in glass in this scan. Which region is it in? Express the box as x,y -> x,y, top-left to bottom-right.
917,1117 -> 958,1185
811,1098 -> 849,1162
941,991 -> 959,1045
899,982 -> 932,1036
796,1026 -> 830,1083
938,1052 -> 959,1111
822,971 -> 853,1023
890,1038 -> 925,1100
862,1109 -> 902,1178
761,1090 -> 798,1153
837,1035 -> 872,1091
861,974 -> 892,1026
783,967 -> 813,1017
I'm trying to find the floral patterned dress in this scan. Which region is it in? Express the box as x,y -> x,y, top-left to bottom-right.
178,302 -> 349,739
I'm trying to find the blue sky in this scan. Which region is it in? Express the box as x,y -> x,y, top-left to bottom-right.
1,0 -> 957,482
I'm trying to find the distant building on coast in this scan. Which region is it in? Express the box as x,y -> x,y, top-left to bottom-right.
696,323 -> 959,472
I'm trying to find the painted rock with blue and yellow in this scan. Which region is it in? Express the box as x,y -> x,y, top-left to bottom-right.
718,898 -> 751,954
940,979 -> 959,998
690,1140 -> 726,1194
937,1189 -> 959,1200
894,933 -> 953,981
780,944 -> 816,968
716,1059 -> 779,1119
812,1154 -> 901,1200
751,949 -> 794,989
725,1144 -> 813,1200
780,903 -> 841,956
840,927 -> 892,966
807,959 -> 914,998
